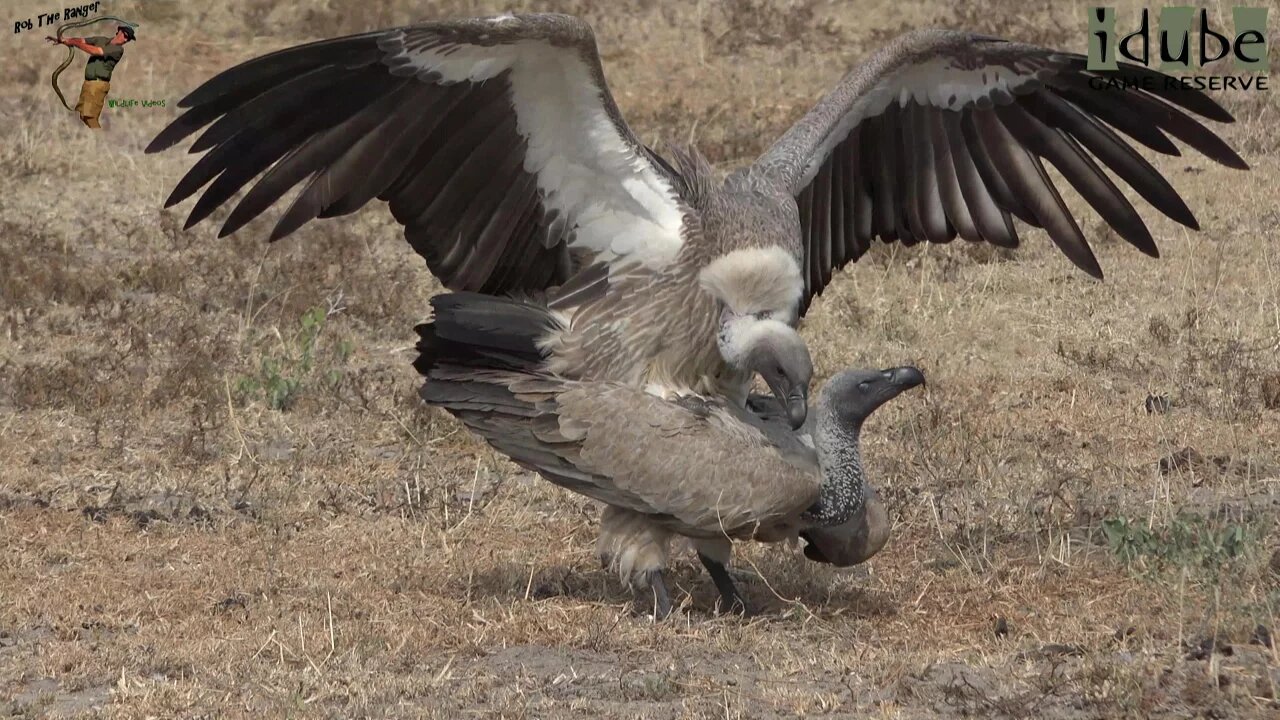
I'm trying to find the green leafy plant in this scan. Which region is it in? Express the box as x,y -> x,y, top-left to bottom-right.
235,305 -> 353,411
1101,513 -> 1253,577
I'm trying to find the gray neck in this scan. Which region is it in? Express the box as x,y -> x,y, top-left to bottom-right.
804,413 -> 866,527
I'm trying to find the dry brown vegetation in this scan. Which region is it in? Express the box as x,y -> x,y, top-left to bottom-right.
2,0 -> 1279,717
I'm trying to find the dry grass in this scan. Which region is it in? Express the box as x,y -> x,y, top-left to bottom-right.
2,0 -> 1278,717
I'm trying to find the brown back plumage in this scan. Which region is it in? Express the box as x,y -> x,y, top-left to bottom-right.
417,293 -> 822,542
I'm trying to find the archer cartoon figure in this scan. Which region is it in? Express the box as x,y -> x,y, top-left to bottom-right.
46,24 -> 136,128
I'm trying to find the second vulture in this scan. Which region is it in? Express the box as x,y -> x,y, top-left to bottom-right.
417,292 -> 922,616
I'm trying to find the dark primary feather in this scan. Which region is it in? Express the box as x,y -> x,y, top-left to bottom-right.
427,292 -> 560,359
179,73 -> 400,230
146,16 -> 681,298
942,111 -> 1019,248
996,102 -> 1157,258
756,29 -> 1246,311
1049,73 -> 1182,156
972,109 -> 1102,278
225,78 -> 418,239
929,110 -> 978,242
1064,56 -> 1237,124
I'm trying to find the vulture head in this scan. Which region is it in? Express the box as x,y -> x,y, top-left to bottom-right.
821,366 -> 925,428
718,316 -> 812,429
801,365 -> 924,531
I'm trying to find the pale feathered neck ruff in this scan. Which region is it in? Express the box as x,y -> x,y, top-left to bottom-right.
697,245 -> 803,319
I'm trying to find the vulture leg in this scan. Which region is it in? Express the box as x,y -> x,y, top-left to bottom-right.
635,569 -> 673,620
698,553 -> 752,616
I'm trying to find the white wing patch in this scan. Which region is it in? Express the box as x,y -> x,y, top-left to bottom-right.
802,55 -> 1041,186
876,56 -> 1039,113
387,33 -> 687,271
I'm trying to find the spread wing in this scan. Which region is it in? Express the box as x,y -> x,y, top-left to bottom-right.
754,29 -> 1246,311
147,13 -> 689,295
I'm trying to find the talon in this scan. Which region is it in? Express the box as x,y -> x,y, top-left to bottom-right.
633,569 -> 672,620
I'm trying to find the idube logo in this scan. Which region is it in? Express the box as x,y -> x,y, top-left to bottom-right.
1087,7 -> 1269,91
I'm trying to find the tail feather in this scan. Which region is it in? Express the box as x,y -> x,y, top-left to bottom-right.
416,292 -> 567,444
413,292 -> 563,377
414,292 -> 659,528
416,380 -> 541,416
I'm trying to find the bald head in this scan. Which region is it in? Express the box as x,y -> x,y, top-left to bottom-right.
818,366 -> 924,428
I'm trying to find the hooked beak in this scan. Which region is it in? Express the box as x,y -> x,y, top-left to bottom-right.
885,366 -> 925,391
764,372 -> 808,429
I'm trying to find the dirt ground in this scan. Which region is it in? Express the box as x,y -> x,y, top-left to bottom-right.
1,0 -> 1278,717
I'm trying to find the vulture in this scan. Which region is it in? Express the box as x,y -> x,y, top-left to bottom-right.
147,14 -> 1244,608
417,291 -> 923,616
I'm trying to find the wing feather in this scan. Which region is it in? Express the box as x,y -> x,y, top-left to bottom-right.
810,161 -> 833,293
973,110 -> 1101,278
944,110 -> 1019,248
929,109 -> 978,242
825,139 -> 844,287
149,14 -> 689,296
996,101 -> 1157,257
754,29 -> 1244,309
912,105 -> 952,243
847,125 -> 874,249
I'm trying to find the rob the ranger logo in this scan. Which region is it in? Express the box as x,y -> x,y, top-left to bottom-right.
1087,7 -> 1269,91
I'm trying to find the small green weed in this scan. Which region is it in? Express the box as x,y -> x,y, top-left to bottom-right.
1101,513 -> 1253,577
236,305 -> 353,411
